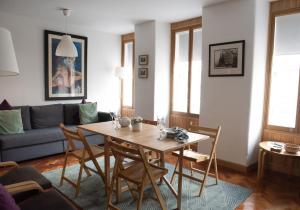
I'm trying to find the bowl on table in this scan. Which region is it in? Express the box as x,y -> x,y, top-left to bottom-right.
119,117 -> 130,127
284,143 -> 300,154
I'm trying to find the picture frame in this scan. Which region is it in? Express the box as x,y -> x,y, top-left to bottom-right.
44,30 -> 88,100
138,68 -> 148,78
209,40 -> 245,77
139,55 -> 148,65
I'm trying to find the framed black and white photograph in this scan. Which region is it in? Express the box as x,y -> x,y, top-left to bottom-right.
44,30 -> 88,100
138,68 -> 148,78
139,55 -> 148,65
209,40 -> 245,77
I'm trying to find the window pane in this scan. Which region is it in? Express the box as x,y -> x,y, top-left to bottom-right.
122,41 -> 133,107
172,30 -> 189,112
268,14 -> 300,128
190,28 -> 202,114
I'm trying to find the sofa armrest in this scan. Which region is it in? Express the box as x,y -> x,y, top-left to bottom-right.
0,161 -> 19,168
5,181 -> 43,196
98,112 -> 113,122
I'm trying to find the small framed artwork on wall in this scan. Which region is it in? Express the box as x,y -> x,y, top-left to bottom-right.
138,68 -> 148,78
139,55 -> 148,65
209,40 -> 245,77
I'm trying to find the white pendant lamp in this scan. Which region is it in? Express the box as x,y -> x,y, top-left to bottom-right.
0,27 -> 19,76
55,9 -> 78,57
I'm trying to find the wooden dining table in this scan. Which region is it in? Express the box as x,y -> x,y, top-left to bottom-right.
79,121 -> 209,210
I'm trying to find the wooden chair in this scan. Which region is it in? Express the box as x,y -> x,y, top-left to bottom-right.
142,119 -> 161,164
60,123 -> 105,197
171,124 -> 221,197
107,139 -> 168,210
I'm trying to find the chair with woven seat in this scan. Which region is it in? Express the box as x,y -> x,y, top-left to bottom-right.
107,139 -> 168,210
60,123 -> 105,197
171,124 -> 221,197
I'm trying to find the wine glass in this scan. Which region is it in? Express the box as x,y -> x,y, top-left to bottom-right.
113,111 -> 121,129
157,117 -> 165,140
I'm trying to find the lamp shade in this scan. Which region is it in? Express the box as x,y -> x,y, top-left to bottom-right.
0,27 -> 19,76
55,35 -> 78,57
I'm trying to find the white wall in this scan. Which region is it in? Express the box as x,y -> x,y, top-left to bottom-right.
200,0 -> 269,166
134,21 -> 170,122
154,22 -> 170,123
201,0 -> 255,166
247,0 -> 269,165
0,11 -> 121,111
134,21 -> 156,120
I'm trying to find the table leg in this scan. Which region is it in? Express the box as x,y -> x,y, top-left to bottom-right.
177,148 -> 184,210
261,150 -> 266,178
257,149 -> 263,181
104,136 -> 111,195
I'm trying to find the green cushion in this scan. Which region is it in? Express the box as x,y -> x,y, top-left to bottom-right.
0,110 -> 24,134
79,103 -> 98,124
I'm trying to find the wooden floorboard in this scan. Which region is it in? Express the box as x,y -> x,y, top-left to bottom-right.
19,153 -> 300,210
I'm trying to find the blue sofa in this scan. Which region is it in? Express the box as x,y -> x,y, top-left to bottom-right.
0,104 -> 111,162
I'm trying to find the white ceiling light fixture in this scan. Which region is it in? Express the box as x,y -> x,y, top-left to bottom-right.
0,27 -> 19,76
55,8 -> 78,57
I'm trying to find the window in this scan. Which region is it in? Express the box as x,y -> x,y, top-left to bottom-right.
121,34 -> 134,109
266,12 -> 300,131
171,21 -> 202,115
122,41 -> 134,107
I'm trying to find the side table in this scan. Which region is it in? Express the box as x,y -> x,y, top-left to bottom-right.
257,141 -> 300,180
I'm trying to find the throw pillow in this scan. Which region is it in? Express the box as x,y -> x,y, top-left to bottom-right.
0,184 -> 20,210
0,110 -> 24,135
0,99 -> 12,110
79,102 -> 98,124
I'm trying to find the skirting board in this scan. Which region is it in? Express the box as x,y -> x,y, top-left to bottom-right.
217,159 -> 257,174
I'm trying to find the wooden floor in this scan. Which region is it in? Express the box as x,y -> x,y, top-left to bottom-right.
20,153 -> 300,210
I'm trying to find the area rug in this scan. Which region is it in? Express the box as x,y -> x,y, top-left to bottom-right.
43,158 -> 252,210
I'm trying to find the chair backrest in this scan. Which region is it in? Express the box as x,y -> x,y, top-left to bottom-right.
188,123 -> 221,157
142,119 -> 157,125
60,123 -> 91,152
107,139 -> 146,163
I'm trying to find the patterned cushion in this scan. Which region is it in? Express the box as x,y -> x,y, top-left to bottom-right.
79,103 -> 98,124
0,110 -> 24,135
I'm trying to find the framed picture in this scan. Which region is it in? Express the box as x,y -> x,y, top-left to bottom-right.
138,68 -> 148,78
44,30 -> 88,100
139,55 -> 148,65
209,40 -> 245,77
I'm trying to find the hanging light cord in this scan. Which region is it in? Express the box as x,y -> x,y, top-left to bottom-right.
65,13 -> 68,35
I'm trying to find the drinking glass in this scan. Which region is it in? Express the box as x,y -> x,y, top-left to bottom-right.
157,117 -> 165,140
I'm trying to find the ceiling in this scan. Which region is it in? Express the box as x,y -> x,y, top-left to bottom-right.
0,0 -> 230,34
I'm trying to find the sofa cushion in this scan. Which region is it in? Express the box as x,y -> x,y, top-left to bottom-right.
0,110 -> 24,135
0,166 -> 52,190
79,103 -> 98,124
64,104 -> 80,125
31,104 -> 63,129
18,190 -> 77,210
0,127 -> 65,150
0,184 -> 20,210
13,106 -> 31,130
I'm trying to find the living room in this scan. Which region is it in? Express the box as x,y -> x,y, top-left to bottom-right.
0,0 -> 299,209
